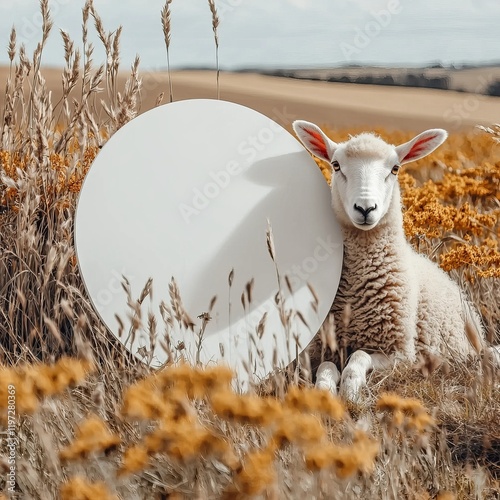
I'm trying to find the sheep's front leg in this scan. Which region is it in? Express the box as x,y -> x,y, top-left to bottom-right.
315,361 -> 340,394
340,351 -> 391,401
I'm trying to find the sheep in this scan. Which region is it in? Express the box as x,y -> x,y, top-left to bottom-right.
292,120 -> 493,400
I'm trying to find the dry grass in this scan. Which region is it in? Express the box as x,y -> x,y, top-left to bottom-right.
161,0 -> 174,103
207,0 -> 221,100
0,2 -> 499,499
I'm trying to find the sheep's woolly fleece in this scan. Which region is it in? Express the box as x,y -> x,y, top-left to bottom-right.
314,184 -> 480,368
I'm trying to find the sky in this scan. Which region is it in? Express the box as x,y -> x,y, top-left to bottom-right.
0,0 -> 499,70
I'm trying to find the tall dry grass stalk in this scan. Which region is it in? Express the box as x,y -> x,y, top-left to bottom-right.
208,0 -> 220,99
161,0 -> 174,103
0,0 -> 142,364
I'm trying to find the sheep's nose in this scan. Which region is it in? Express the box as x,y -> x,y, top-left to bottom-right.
354,203 -> 377,219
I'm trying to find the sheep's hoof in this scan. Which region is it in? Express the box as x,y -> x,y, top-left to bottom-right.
315,362 -> 340,394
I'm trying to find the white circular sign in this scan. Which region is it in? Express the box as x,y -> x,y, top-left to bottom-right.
75,99 -> 343,388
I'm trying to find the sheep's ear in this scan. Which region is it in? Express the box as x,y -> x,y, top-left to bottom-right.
292,120 -> 337,162
395,129 -> 448,165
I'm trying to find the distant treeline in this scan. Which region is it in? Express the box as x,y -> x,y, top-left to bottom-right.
263,70 -> 500,96
487,81 -> 500,97
267,70 -> 450,91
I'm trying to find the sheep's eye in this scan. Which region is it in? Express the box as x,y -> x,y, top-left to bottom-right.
391,164 -> 400,175
332,160 -> 341,172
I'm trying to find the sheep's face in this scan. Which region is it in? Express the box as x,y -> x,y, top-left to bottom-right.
329,134 -> 400,230
293,121 -> 448,231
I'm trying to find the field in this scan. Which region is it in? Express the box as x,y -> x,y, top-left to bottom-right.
0,2 -> 499,499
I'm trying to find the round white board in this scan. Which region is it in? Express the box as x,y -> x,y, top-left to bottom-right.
75,99 -> 343,388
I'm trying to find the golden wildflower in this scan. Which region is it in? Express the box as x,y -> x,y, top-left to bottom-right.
272,410 -> 326,448
284,385 -> 345,420
436,492 -> 456,500
376,393 -> 435,433
60,415 -> 120,462
29,357 -> 94,396
156,363 -> 234,399
119,364 -> 236,473
303,446 -> 335,471
440,239 -> 500,278
144,416 -> 229,463
407,410 -> 435,433
60,476 -> 118,500
0,144 -> 98,209
377,392 -> 423,413
0,358 -> 93,416
0,369 -> 38,416
228,446 -> 276,497
119,445 -> 150,476
210,390 -> 283,426
392,409 -> 405,428
122,377 -> 171,420
304,430 -> 379,478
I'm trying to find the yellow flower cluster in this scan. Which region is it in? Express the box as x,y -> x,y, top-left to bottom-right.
50,148 -> 99,195
376,392 -> 435,434
304,430 -> 379,478
401,172 -> 497,239
440,238 -> 500,278
1,358 -> 445,496
224,445 -> 277,498
59,415 -> 120,462
436,492 -> 456,500
0,144 -> 98,209
122,363 -> 234,420
210,389 -> 284,426
0,357 -> 94,417
120,364 -> 236,475
60,476 -> 118,500
119,362 -> 378,497
284,385 -> 346,419
121,415 -> 231,475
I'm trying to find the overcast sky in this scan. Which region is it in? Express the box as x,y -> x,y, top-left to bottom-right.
0,0 -> 499,69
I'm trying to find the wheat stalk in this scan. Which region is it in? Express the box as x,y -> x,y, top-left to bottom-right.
207,0 -> 220,99
28,0 -> 53,136
56,30 -> 80,126
161,0 -> 174,103
1,28 -> 17,145
8,26 -> 16,64
81,1 -> 93,101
